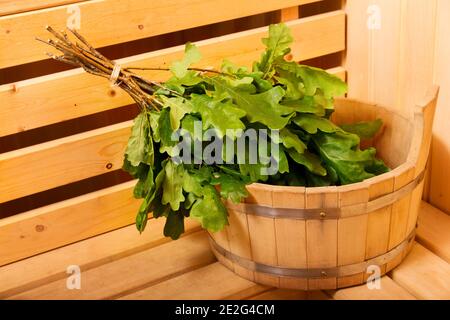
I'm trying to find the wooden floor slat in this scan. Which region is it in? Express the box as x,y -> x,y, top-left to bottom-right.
119,262 -> 268,300
248,289 -> 307,300
417,201 -> 450,263
389,243 -> 450,300
0,218 -> 200,298
329,276 -> 416,300
4,227 -> 210,300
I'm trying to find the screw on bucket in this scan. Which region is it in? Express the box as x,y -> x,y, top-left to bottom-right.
320,212 -> 327,219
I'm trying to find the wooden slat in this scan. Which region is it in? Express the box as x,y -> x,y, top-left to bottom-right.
0,218 -> 201,297
417,201 -> 450,263
0,121 -> 131,203
390,243 -> 450,300
248,215 -> 279,287
0,11 -> 346,137
305,187 -> 338,290
429,0 -> 450,214
0,0 -> 82,16
7,231 -> 215,300
119,262 -> 266,300
249,289 -> 307,300
330,276 -> 416,300
0,0 -> 322,68
0,180 -> 140,267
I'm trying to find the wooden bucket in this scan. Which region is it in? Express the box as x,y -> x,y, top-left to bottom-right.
208,86 -> 439,290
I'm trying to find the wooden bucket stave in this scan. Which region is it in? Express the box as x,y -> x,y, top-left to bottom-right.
209,86 -> 439,290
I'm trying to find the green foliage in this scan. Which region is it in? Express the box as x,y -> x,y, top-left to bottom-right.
122,23 -> 389,239
340,119 -> 383,140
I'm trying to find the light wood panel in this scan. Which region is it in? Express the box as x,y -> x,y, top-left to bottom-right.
7,231 -> 215,300
305,187 -> 338,290
249,289 -> 307,300
345,0 -> 448,214
0,218 -> 201,297
417,201 -> 450,263
390,243 -> 450,300
0,11 -> 346,137
330,276 -> 416,300
0,180 -> 137,266
0,0 -> 82,16
0,0 -> 322,68
120,262 -> 266,300
0,121 -> 132,203
429,0 -> 450,214
345,0 -> 437,116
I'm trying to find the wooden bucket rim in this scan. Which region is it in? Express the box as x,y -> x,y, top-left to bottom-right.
246,96 -> 428,195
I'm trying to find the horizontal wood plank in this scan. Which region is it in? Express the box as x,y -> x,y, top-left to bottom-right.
0,180 -> 142,266
0,0 -> 82,16
0,0 -> 322,68
0,67 -> 344,203
7,231 -> 214,300
390,243 -> 450,300
248,289 -> 307,300
0,121 -> 132,203
119,262 -> 267,300
329,277 -> 416,300
0,11 -> 346,137
0,218 -> 201,297
417,201 -> 450,263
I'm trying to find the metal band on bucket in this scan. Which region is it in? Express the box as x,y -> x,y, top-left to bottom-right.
228,170 -> 425,220
209,230 -> 415,279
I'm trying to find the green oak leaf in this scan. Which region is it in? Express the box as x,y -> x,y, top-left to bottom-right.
190,94 -> 246,139
133,166 -> 154,199
162,161 -> 185,211
158,108 -> 178,155
293,114 -> 341,134
160,96 -> 193,131
210,172 -> 248,204
209,78 -> 295,130
163,210 -> 185,240
135,164 -> 166,233
313,131 -> 389,185
287,148 -> 327,176
279,128 -> 307,154
281,96 -> 325,116
125,112 -> 154,167
255,23 -> 293,78
170,42 -> 202,78
340,119 -> 383,140
148,112 -> 161,143
190,185 -> 228,233
276,61 -> 347,99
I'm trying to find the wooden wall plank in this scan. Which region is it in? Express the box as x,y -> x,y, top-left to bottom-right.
0,121 -> 132,203
345,0 -> 437,114
0,0 -> 83,16
0,218 -> 201,297
0,11 -> 345,137
0,0 -> 322,68
0,180 -> 139,266
429,0 -> 450,214
345,0 -> 446,212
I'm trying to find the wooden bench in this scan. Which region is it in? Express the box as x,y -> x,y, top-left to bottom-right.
0,0 -> 448,300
